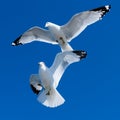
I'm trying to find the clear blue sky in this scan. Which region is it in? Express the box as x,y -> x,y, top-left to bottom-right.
0,0 -> 119,120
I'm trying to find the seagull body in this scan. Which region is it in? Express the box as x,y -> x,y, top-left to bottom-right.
30,50 -> 87,108
12,5 -> 111,51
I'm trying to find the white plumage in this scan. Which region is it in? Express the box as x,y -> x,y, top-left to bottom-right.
30,50 -> 87,108
12,5 -> 111,51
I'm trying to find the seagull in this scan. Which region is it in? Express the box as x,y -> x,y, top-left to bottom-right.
12,5 -> 111,51
30,50 -> 87,108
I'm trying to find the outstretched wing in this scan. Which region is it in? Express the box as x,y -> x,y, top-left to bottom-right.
49,50 -> 87,87
12,26 -> 57,46
61,5 -> 111,42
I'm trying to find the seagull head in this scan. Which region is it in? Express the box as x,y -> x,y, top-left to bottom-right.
45,22 -> 51,27
38,62 -> 45,66
45,22 -> 60,29
38,62 -> 46,70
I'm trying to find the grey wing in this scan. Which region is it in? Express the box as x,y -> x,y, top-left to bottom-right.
12,26 -> 57,46
49,51 -> 81,87
61,5 -> 111,42
30,74 -> 43,95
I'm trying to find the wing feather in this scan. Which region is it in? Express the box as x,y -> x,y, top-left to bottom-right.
49,51 -> 80,87
61,5 -> 111,42
12,26 -> 57,45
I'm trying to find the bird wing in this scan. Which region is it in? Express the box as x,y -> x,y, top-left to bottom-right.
30,74 -> 43,95
61,5 -> 111,42
12,26 -> 57,46
49,51 -> 84,87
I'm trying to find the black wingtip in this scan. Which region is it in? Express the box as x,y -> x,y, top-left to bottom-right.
91,5 -> 111,17
91,5 -> 111,12
73,50 -> 87,59
12,35 -> 23,46
30,84 -> 40,95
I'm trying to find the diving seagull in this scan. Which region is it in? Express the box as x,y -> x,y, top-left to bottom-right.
12,5 -> 111,51
30,50 -> 87,108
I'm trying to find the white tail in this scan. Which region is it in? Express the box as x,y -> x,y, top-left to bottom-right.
61,42 -> 73,52
37,88 -> 65,108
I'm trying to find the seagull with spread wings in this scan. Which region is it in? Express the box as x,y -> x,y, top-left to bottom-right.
12,5 -> 111,51
30,50 -> 87,108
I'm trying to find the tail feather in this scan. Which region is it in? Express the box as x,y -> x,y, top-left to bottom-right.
37,88 -> 65,108
61,42 -> 73,52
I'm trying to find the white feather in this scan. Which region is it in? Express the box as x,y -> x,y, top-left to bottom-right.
12,5 -> 111,51
37,88 -> 65,108
30,50 -> 87,108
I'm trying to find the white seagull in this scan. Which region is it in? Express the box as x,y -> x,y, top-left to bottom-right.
30,50 -> 87,108
12,5 -> 111,51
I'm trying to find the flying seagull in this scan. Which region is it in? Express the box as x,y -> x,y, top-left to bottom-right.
30,50 -> 87,108
12,5 -> 111,51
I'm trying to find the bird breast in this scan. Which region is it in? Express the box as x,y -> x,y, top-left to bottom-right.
39,68 -> 53,89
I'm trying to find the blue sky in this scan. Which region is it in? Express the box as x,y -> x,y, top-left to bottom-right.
0,0 -> 119,120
